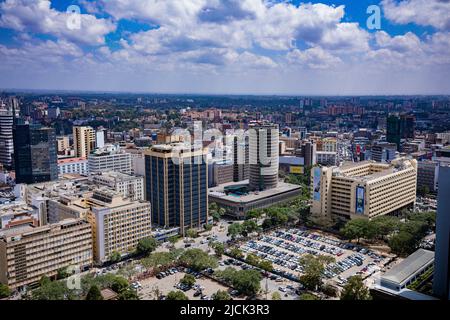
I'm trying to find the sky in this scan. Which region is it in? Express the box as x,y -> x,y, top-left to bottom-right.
0,0 -> 449,95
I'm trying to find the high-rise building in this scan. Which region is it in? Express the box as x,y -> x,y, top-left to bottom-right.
86,190 -> 152,263
371,142 -> 398,163
387,115 -> 402,150
144,144 -> 208,235
233,134 -> 249,182
0,218 -> 92,289
88,146 -> 133,174
248,122 -> 279,191
311,158 -> 417,220
0,108 -> 14,168
73,126 -> 95,158
91,171 -> 144,201
13,124 -> 58,184
433,165 -> 450,300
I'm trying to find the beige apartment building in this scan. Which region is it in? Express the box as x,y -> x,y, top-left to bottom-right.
0,219 -> 93,289
86,190 -> 152,264
73,126 -> 95,158
311,158 -> 417,220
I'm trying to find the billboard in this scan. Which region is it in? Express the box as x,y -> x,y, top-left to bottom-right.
290,166 -> 304,174
355,186 -> 365,214
313,167 -> 321,201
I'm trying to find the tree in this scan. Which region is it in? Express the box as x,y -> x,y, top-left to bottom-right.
136,237 -> 159,256
259,260 -> 273,272
371,216 -> 400,240
340,276 -> 371,300
417,185 -> 430,197
230,269 -> 262,296
180,274 -> 196,287
271,292 -> 281,300
0,284 -> 11,299
299,293 -> 319,300
204,224 -> 213,232
211,242 -> 225,258
322,284 -> 338,297
246,253 -> 261,267
168,236 -> 180,246
167,290 -> 189,300
298,254 -> 334,290
246,209 -> 263,220
141,251 -> 177,270
118,288 -> 139,300
179,248 -> 218,271
111,276 -> 129,294
86,285 -> 103,300
229,247 -> 244,259
109,251 -> 122,263
212,290 -> 231,300
242,220 -> 260,235
186,228 -> 198,238
340,218 -> 372,243
32,279 -> 76,300
57,267 -> 70,280
228,223 -> 243,239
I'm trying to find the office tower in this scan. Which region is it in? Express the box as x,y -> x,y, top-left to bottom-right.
96,128 -> 106,149
433,165 -> 450,300
400,114 -> 415,139
248,122 -> 279,191
0,108 -> 14,168
73,126 -> 95,158
88,146 -> 133,174
85,190 -> 152,263
302,141 -> 317,167
144,144 -> 208,235
13,124 -> 58,184
311,158 -> 417,220
0,219 -> 92,290
371,142 -> 398,163
233,134 -> 249,182
387,115 -> 401,150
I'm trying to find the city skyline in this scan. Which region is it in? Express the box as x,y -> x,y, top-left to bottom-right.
0,0 -> 449,95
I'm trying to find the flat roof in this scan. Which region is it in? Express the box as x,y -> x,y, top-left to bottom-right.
381,249 -> 434,285
209,180 -> 301,204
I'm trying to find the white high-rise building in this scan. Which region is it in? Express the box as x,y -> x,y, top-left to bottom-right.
0,108 -> 14,168
248,122 -> 279,191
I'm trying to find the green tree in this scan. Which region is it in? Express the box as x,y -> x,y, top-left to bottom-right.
246,209 -> 263,220
86,285 -> 103,300
340,276 -> 372,300
204,224 -> 213,232
118,288 -> 140,300
136,237 -> 159,256
0,284 -> 11,299
179,248 -> 218,271
228,223 -> 243,239
109,251 -> 122,263
340,218 -> 372,243
230,269 -> 262,296
246,253 -> 261,266
299,293 -> 319,300
371,216 -> 400,240
298,254 -> 334,290
167,290 -> 189,300
168,236 -> 180,245
259,260 -> 273,272
180,274 -> 196,287
271,292 -> 281,300
186,228 -> 198,238
229,247 -> 244,259
141,251 -> 177,270
111,276 -> 129,294
57,267 -> 70,280
242,220 -> 260,235
211,242 -> 225,258
32,279 -> 76,300
212,290 -> 231,300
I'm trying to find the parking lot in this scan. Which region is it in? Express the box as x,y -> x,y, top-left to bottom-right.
240,227 -> 393,287
138,267 -> 241,300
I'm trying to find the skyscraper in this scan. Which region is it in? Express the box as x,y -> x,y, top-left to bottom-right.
144,144 -> 208,235
73,126 -> 95,158
386,115 -> 401,150
0,108 -> 14,168
233,133 -> 249,182
433,165 -> 450,300
13,124 -> 58,184
248,122 -> 279,191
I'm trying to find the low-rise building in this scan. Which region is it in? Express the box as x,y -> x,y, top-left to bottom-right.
58,157 -> 89,176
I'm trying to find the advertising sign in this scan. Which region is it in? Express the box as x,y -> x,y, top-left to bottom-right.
290,166 -> 304,174
355,186 -> 365,214
313,167 -> 321,201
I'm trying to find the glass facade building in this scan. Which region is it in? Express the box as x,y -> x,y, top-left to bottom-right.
13,124 -> 58,184
145,144 -> 208,235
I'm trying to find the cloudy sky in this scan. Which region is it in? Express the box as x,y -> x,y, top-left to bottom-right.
0,0 -> 449,95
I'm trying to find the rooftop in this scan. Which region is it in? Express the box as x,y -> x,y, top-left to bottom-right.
209,180 -> 301,204
381,249 -> 434,285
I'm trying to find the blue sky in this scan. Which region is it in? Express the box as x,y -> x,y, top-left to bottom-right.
0,0 -> 449,95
